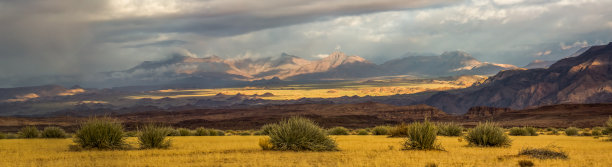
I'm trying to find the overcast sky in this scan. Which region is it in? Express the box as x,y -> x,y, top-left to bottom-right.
1,0 -> 612,85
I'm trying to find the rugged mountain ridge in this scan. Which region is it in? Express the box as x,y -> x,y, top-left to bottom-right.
109,51 -> 516,85
424,42 -> 612,114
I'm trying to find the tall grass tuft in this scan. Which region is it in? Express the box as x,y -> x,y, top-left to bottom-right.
18,126 -> 40,138
437,122 -> 463,136
264,117 -> 337,151
403,120 -> 441,150
372,126 -> 390,135
465,122 -> 511,147
327,127 -> 349,135
389,123 -> 410,137
605,116 -> 612,137
138,125 -> 171,149
73,117 -> 127,150
41,126 -> 67,138
564,127 -> 579,136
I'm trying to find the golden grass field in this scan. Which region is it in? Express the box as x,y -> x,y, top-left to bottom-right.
1,135 -> 611,167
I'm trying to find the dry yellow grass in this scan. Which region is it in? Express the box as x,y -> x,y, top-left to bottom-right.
1,135 -> 611,166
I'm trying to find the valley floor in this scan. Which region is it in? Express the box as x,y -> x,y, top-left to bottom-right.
1,135 -> 611,166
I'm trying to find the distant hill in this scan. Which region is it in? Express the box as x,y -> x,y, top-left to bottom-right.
424,42 -> 612,114
381,51 -> 518,76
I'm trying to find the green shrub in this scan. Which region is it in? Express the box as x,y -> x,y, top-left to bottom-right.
41,126 -> 67,138
264,117 -> 337,151
194,127 -> 210,136
524,127 -> 538,136
357,129 -> 369,135
465,122 -> 511,147
0,132 -> 6,139
605,117 -> 612,135
207,129 -> 218,136
372,126 -> 390,135
261,124 -> 279,135
592,129 -> 602,136
548,128 -> 559,135
518,146 -> 568,159
138,125 -> 171,149
166,128 -> 180,136
403,120 -> 441,150
509,127 -> 538,136
437,122 -> 463,136
327,127 -> 349,135
18,126 -> 40,138
6,133 -> 18,139
238,131 -> 251,136
518,160 -> 534,167
73,117 -> 127,149
177,128 -> 192,136
564,127 -> 579,136
389,123 -> 410,137
216,130 -> 225,136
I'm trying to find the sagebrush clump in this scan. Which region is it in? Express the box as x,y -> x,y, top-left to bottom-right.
177,128 -> 192,136
564,127 -> 579,136
509,127 -> 538,136
465,122 -> 511,147
327,127 -> 349,135
138,125 -> 171,149
357,129 -> 369,135
389,123 -> 410,137
437,122 -> 463,136
518,145 -> 568,159
403,120 -> 441,150
262,117 -> 337,151
73,117 -> 127,150
41,126 -> 67,138
18,126 -> 40,138
371,126 -> 390,135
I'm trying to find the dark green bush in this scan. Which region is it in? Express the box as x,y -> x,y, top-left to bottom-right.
18,126 -> 40,138
465,122 -> 511,147
264,117 -> 337,151
207,129 -> 218,136
216,130 -> 225,136
605,117 -> 612,136
591,129 -> 602,136
0,132 -> 6,139
177,128 -> 192,136
194,127 -> 210,136
166,128 -> 180,136
437,122 -> 463,136
372,126 -> 390,135
327,127 -> 349,135
261,124 -> 279,135
138,125 -> 171,149
518,146 -> 568,159
403,120 -> 441,150
389,123 -> 409,137
41,126 -> 67,138
509,127 -> 538,136
564,127 -> 579,136
357,129 -> 369,135
73,117 -> 127,149
238,131 -> 251,136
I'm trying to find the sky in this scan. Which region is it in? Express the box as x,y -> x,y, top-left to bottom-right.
1,0 -> 612,87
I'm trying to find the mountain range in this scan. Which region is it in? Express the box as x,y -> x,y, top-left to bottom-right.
105,51 -> 517,87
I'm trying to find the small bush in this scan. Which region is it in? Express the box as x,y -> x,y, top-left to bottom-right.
166,128 -> 180,136
0,132 -> 6,139
259,137 -> 274,150
403,120 -> 441,150
216,130 -> 225,136
138,125 -> 171,149
18,126 -> 40,138
41,126 -> 67,138
238,131 -> 252,136
518,160 -> 534,167
177,128 -> 192,136
437,122 -> 463,136
194,127 -> 210,136
465,122 -> 511,147
357,129 -> 369,135
6,133 -> 18,139
327,127 -> 349,135
207,129 -> 218,136
564,127 -> 579,136
372,126 -> 390,135
605,117 -> 612,135
518,146 -> 568,159
264,117 -> 337,151
509,127 -> 538,136
591,129 -> 602,136
73,117 -> 127,149
389,123 -> 410,137
548,128 -> 559,135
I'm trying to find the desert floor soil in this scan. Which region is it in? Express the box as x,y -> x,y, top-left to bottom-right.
1,135 -> 611,167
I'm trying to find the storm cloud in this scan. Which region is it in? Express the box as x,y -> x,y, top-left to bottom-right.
1,0 -> 612,87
